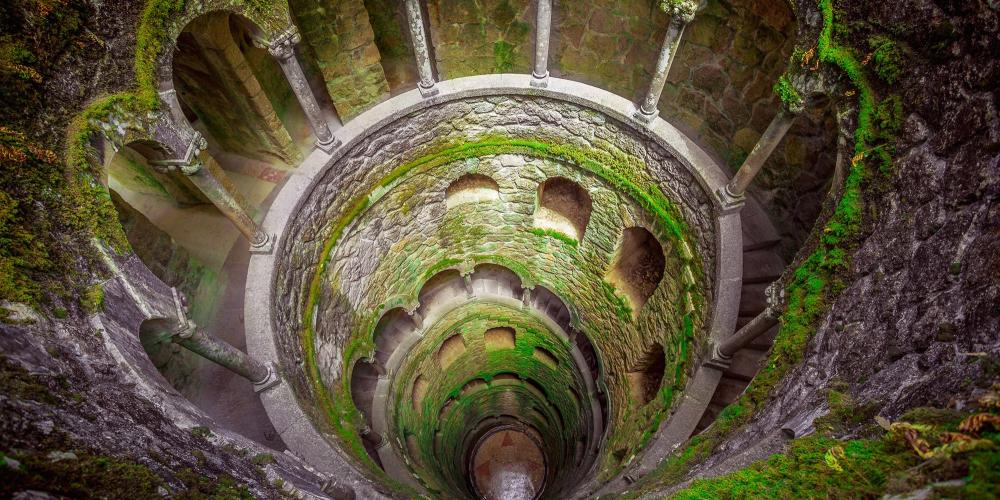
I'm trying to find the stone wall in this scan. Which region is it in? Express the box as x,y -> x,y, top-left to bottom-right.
271,95 -> 717,479
425,0 -> 535,78
410,0 -> 839,253
289,0 -> 391,120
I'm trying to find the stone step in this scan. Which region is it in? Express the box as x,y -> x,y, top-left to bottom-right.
723,348 -> 769,381
739,196 -> 781,245
741,248 -> 784,284
738,282 -> 770,317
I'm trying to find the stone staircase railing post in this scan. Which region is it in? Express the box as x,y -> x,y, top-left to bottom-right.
635,0 -> 702,123
531,0 -> 553,88
404,0 -> 439,97
267,26 -> 341,153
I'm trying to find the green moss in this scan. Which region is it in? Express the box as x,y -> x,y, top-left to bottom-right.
673,436 -> 909,499
868,36 -> 903,85
251,452 -> 275,466
0,355 -> 59,405
189,426 -> 212,439
671,406 -> 1000,499
528,227 -> 578,247
0,451 -> 165,498
772,75 -> 803,110
134,0 -> 188,107
493,40 -> 516,73
82,283 -> 104,314
600,280 -> 633,322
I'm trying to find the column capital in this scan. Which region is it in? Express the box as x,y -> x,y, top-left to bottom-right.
266,26 -> 301,60
150,131 -> 207,176
660,0 -> 702,23
762,282 -> 784,320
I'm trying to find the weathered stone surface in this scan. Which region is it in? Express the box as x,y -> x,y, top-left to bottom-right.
290,0 -> 391,120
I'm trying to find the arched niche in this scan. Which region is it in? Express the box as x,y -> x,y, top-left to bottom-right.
490,372 -> 520,386
445,173 -> 500,208
529,285 -> 573,333
533,347 -> 558,369
416,269 -> 465,314
350,359 -> 380,425
372,307 -> 417,366
437,334 -> 467,370
484,327 -> 516,351
534,177 -> 592,242
627,343 -> 665,406
459,378 -> 488,398
469,263 -> 524,299
171,11 -> 302,165
411,374 -> 429,412
607,227 -> 666,314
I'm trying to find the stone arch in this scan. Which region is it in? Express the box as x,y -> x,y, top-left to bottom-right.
151,2 -> 293,93
533,346 -> 558,368
436,334 -> 467,370
416,269 -> 465,313
459,378 -> 488,398
350,359 -> 380,425
484,327 -> 516,350
169,10 -> 301,164
534,177 -> 593,242
349,359 -> 384,470
607,227 -> 666,314
627,343 -> 665,406
372,307 -> 417,366
529,285 -> 573,333
445,173 -> 500,208
469,263 -> 523,299
411,374 -> 430,412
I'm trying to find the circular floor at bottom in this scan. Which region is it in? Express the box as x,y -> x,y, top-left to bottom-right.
471,428 -> 547,500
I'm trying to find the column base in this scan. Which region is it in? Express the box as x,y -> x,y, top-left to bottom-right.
633,106 -> 658,124
530,71 -> 549,88
249,231 -> 275,254
253,362 -> 282,393
315,134 -> 341,153
715,185 -> 746,214
704,344 -> 733,371
418,82 -> 439,98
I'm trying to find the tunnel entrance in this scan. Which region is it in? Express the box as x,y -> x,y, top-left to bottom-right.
470,426 -> 547,500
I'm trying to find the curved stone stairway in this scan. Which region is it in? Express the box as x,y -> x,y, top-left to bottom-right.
696,197 -> 784,432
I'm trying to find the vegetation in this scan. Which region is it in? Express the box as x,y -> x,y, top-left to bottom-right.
772,74 -> 803,110
672,388 -> 1000,499
628,0 -> 911,493
528,227 -> 579,248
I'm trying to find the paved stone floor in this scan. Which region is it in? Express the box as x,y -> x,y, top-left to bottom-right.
472,429 -> 545,500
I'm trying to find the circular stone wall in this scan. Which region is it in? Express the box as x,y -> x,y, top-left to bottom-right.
246,76 -> 740,497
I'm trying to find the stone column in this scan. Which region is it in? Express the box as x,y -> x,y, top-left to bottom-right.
173,319 -> 271,384
711,285 -> 782,365
166,289 -> 279,392
717,105 -> 802,208
635,1 -> 701,123
152,132 -> 273,253
404,0 -> 438,97
531,0 -> 552,88
267,26 -> 340,153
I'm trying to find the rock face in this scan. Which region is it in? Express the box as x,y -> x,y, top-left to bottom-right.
660,0 -> 1000,489
1,0 -> 998,497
